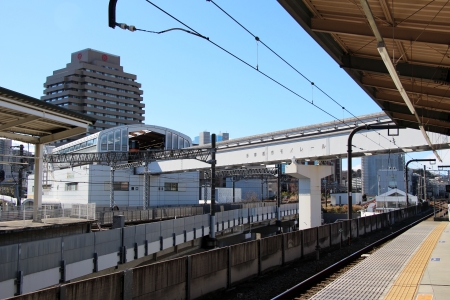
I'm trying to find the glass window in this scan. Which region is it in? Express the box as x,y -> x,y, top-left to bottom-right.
172,134 -> 178,150
166,132 -> 172,149
114,130 -> 121,151
104,182 -> 129,191
164,182 -> 178,191
178,138 -> 183,149
65,182 -> 78,191
101,135 -> 107,151
121,129 -> 128,151
107,132 -> 114,151
87,139 -> 94,146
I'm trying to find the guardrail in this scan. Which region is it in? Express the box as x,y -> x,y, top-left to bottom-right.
0,204 -> 96,222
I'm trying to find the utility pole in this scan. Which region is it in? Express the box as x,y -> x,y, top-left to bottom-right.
17,144 -> 24,206
276,164 -> 282,233
405,159 -> 435,206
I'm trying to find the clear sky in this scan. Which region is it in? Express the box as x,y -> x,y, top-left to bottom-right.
0,0 -> 448,170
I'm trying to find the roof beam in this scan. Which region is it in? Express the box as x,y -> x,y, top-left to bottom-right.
390,112 -> 450,132
311,19 -> 450,45
375,92 -> 450,113
362,77 -> 450,99
341,55 -> 450,84
0,96 -> 90,128
0,116 -> 40,131
0,132 -> 39,144
39,127 -> 87,144
381,101 -> 450,124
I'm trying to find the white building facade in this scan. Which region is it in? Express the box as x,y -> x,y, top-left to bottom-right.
28,125 -> 201,208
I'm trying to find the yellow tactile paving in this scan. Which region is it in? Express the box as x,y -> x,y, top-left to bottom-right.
416,295 -> 433,300
384,223 -> 447,300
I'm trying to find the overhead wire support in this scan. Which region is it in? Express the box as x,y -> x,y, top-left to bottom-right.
108,0 -> 414,159
205,0 -> 429,163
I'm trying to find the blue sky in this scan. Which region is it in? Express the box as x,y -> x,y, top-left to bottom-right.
0,0 -> 447,170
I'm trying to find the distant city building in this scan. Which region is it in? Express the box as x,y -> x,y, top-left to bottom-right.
0,139 -> 12,184
361,153 -> 405,196
198,131 -> 210,145
0,139 -> 11,173
376,169 -> 406,196
41,48 -> 145,145
193,136 -> 199,145
195,131 -> 229,145
217,132 -> 229,142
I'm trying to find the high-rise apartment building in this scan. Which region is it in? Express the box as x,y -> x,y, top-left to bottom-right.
41,49 -> 144,144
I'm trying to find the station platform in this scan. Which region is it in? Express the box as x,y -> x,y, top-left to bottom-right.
0,217 -> 94,245
310,220 -> 449,300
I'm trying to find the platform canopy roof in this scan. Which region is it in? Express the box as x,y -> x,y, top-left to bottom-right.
279,0 -> 450,136
0,86 -> 96,144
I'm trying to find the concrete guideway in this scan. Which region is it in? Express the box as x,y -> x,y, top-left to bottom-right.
139,126 -> 449,174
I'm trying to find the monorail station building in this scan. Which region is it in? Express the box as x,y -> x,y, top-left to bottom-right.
27,125 -> 199,208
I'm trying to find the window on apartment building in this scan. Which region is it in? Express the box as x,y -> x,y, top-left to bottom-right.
65,182 -> 78,191
164,182 -> 178,191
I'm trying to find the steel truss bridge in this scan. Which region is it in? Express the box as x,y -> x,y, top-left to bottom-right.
43,148 -> 213,210
203,167 -> 279,179
43,148 -> 213,166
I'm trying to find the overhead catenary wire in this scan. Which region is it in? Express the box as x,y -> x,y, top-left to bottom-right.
207,0 -> 364,122
112,1 -> 437,171
203,0 -> 421,158
128,1 -> 406,154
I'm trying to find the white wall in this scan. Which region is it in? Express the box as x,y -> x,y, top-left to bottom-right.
29,165 -> 200,208
330,193 -> 362,205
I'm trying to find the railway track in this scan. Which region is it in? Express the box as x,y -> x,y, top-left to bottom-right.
272,211 -> 434,300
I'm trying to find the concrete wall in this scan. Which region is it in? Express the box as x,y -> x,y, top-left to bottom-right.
284,231 -> 302,263
260,235 -> 282,272
133,258 -> 186,299
230,241 -> 258,285
4,206 -> 421,300
190,248 -> 228,299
